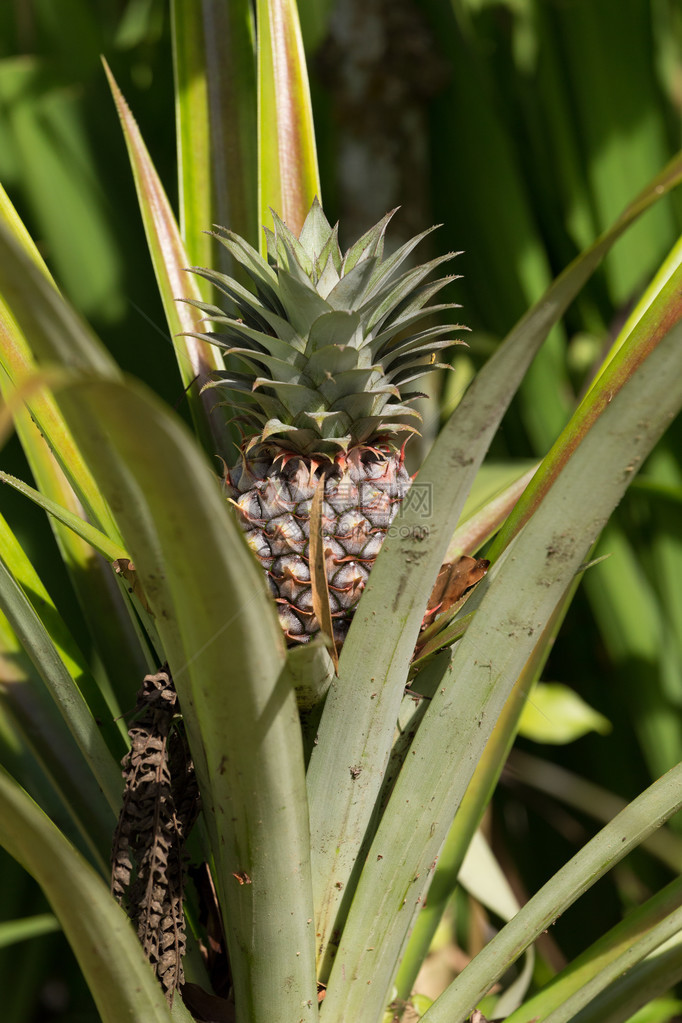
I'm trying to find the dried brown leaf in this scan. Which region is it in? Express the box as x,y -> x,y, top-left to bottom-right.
426,555 -> 490,617
111,666 -> 199,1002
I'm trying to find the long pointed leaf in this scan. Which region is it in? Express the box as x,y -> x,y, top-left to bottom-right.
421,764 -> 682,1023
320,317 -> 682,1021
458,831 -> 534,1016
0,374 -> 150,703
0,609 -> 113,869
0,472 -> 128,562
394,595 -> 572,1003
0,214 -> 318,1021
504,875 -> 682,1023
103,60 -> 231,458
0,768 -> 185,1023
490,258 -> 682,558
257,0 -> 320,238
0,186 -> 122,537
0,508 -> 127,750
200,0 -> 258,248
306,153 -> 682,964
508,750 -> 682,872
55,375 -> 318,1023
170,0 -> 214,270
0,183 -> 148,695
0,557 -> 122,815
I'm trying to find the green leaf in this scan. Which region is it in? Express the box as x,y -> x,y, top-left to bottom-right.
280,641 -> 335,714
627,999 -> 682,1023
103,60 -> 232,460
170,0 -> 214,270
553,1 -> 674,305
278,642 -> 334,765
518,682 -> 612,744
305,154 -> 682,970
0,913 -> 60,948
535,911 -> 682,1022
445,461 -> 539,558
0,472 -> 128,562
587,518 -> 682,779
184,0 -> 258,250
458,831 -> 533,1017
0,596 -> 119,869
0,768 -> 184,1023
0,375 -> 148,703
257,0 -> 321,239
0,59 -> 124,321
320,317 -> 682,1021
503,875 -> 682,1023
49,373 -> 318,1023
0,554 -> 123,816
490,255 -> 682,560
0,185 -> 122,538
426,6 -> 569,451
421,763 -> 682,1023
0,184 -> 145,698
0,503 -> 127,744
396,597 -> 575,1003
0,178 -> 54,273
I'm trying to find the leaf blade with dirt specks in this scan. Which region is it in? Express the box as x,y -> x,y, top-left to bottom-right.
320,316 -> 682,1022
306,157 -> 682,968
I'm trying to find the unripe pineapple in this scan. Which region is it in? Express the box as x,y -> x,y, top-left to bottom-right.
190,200 -> 463,644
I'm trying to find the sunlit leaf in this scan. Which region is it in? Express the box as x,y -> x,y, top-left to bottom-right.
518,682 -> 612,744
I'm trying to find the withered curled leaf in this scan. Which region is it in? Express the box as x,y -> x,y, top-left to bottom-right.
111,666 -> 199,1002
427,555 -> 490,617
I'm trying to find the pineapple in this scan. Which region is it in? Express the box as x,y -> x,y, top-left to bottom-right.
190,200 -> 463,644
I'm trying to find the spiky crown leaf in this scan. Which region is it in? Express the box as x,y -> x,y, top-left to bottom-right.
188,199 -> 465,459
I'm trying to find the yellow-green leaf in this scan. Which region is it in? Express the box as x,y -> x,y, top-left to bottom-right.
518,682 -> 612,744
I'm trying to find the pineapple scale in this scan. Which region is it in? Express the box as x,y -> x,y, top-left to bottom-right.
224,448 -> 412,644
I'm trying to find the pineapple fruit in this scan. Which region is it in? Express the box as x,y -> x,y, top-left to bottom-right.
190,200 -> 463,644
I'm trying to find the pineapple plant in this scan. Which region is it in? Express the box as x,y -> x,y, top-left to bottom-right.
190,201 -> 463,644
1,5 -> 682,1023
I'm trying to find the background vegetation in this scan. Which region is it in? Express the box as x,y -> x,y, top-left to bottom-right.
1,1 -> 682,1020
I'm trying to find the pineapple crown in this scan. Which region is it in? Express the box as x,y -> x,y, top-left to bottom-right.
187,199 -> 465,460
